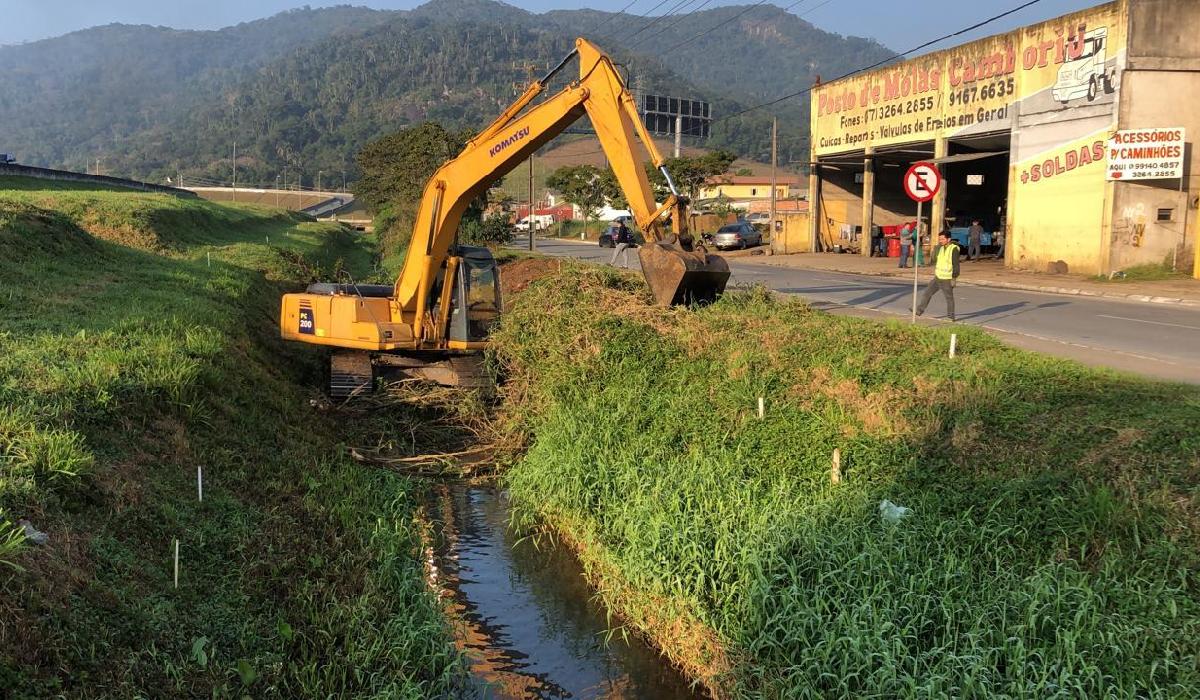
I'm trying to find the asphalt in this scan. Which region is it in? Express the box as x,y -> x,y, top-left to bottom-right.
514,237 -> 1200,384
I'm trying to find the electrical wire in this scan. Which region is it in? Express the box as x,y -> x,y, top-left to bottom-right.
795,0 -> 836,19
715,0 -> 1044,122
624,0 -> 694,43
611,0 -> 676,39
587,0 -> 642,38
628,0 -> 715,50
660,0 -> 772,54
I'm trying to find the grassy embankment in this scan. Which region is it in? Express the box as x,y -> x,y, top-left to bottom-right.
493,263 -> 1200,697
0,179 -> 461,697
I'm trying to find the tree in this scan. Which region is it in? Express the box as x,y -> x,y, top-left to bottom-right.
460,212 -> 515,248
353,122 -> 482,261
353,122 -> 467,213
646,149 -> 737,201
598,169 -> 627,211
545,164 -> 611,235
710,194 -> 736,219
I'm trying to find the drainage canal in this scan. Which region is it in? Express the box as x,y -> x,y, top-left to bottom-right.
427,484 -> 701,699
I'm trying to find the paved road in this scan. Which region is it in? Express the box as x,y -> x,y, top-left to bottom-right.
514,237 -> 1200,384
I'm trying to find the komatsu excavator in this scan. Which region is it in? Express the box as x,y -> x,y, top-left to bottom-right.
280,38 -> 730,396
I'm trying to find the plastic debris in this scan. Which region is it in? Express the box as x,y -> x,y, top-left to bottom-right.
17,519 -> 49,545
879,500 -> 912,525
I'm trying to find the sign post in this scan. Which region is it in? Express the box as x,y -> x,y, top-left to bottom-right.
903,162 -> 942,323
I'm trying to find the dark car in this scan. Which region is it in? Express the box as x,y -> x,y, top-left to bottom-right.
598,224 -> 643,248
712,222 -> 763,250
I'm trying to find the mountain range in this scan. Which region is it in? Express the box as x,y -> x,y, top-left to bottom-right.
0,0 -> 895,185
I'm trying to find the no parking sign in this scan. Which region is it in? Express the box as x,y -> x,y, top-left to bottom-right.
903,161 -> 942,323
904,162 -> 942,203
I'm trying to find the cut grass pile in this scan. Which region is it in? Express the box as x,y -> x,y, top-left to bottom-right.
492,263 -> 1200,697
0,181 -> 460,697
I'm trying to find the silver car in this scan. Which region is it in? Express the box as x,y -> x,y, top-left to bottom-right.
712,222 -> 762,250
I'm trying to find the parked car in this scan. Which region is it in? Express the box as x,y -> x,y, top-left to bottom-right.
598,223 -> 643,248
0,154 -> 16,164
711,222 -> 763,250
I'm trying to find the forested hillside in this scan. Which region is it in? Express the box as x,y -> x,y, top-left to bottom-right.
0,0 -> 894,184
0,6 -> 391,173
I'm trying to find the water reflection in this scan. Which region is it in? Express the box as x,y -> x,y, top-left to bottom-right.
427,484 -> 701,699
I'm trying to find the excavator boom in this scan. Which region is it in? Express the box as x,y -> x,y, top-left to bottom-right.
395,37 -> 728,311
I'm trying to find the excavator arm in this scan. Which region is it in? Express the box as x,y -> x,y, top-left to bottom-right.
394,37 -> 728,318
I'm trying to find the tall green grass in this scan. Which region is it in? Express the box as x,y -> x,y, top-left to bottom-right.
0,183 -> 460,696
493,264 -> 1200,697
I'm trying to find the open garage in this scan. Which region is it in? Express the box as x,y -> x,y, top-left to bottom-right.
807,0 -> 1200,278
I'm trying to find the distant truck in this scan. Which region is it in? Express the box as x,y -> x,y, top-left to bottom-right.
0,154 -> 16,164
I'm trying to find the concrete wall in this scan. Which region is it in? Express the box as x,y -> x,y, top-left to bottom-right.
772,212 -> 812,254
1110,0 -> 1200,273
0,163 -> 195,197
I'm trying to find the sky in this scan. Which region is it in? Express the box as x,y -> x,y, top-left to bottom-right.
2,0 -> 1102,51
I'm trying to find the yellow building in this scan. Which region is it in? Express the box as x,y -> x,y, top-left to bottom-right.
699,175 -> 798,202
808,0 -> 1200,277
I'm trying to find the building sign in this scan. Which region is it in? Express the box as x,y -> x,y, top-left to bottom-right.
640,94 -> 711,139
811,4 -> 1125,157
1106,128 -> 1186,180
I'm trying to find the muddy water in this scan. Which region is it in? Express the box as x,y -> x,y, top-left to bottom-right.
427,484 -> 701,699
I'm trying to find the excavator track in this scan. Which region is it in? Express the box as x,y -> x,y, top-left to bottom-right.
330,351 -> 374,398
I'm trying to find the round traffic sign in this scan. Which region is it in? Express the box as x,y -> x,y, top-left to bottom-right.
904,162 -> 942,203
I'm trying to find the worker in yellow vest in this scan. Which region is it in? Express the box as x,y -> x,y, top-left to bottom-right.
915,230 -> 961,322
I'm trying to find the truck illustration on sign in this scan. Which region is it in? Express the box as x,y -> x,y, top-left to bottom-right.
1053,27 -> 1116,104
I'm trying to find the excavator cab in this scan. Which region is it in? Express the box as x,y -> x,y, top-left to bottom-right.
446,246 -> 501,344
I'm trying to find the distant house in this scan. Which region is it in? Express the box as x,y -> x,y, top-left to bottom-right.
514,203 -> 574,222
699,175 -> 799,201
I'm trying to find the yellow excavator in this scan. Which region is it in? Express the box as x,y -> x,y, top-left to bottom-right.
280,38 -> 730,395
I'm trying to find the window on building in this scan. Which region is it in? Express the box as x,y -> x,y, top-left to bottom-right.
1157,208 -> 1174,222
751,188 -> 757,196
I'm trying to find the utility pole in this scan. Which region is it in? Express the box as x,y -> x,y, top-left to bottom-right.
528,154 -> 535,252
275,176 -> 280,207
674,113 -> 683,159
318,170 -> 323,192
232,141 -> 237,203
342,170 -> 346,193
770,116 -> 778,253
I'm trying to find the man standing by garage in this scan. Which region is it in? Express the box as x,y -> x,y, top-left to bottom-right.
967,218 -> 984,261
898,221 -> 914,268
915,229 -> 960,322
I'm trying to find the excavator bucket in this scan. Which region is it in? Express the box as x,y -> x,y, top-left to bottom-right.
638,241 -> 730,306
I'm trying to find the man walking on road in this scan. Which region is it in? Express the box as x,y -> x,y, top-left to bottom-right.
608,220 -> 632,268
915,229 -> 960,321
967,219 -> 984,261
994,226 -> 1006,260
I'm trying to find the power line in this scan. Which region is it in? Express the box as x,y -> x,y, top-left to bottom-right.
587,0 -> 642,37
795,0 -> 836,19
625,0 -> 693,43
660,0 -> 772,54
716,0 -> 1044,122
629,0 -> 715,50
615,0 -> 675,38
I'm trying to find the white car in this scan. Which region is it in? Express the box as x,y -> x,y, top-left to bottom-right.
1053,27 -> 1115,104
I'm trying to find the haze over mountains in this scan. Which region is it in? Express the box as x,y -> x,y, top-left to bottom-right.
0,0 -> 894,184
